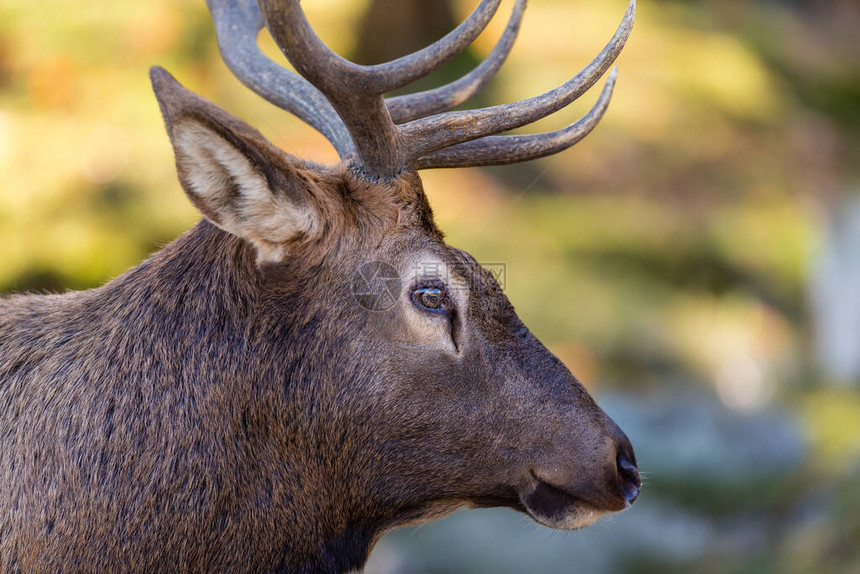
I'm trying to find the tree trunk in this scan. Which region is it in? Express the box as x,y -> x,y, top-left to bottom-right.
352,0 -> 484,99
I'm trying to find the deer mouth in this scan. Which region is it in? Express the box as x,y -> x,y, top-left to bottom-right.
517,471 -> 608,530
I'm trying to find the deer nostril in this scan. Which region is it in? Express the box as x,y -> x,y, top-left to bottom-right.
616,452 -> 641,505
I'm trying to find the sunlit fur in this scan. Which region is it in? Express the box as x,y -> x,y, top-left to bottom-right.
0,70 -> 635,573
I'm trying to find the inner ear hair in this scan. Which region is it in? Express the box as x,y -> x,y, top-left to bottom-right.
152,67 -> 326,263
170,112 -> 319,263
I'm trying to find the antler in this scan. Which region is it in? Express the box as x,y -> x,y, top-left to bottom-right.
207,0 -> 355,157
208,0 -> 635,180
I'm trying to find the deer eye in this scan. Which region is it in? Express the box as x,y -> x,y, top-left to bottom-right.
412,287 -> 449,314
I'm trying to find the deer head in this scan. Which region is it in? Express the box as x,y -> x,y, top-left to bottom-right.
150,0 -> 639,565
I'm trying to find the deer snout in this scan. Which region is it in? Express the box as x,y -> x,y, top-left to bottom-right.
615,441 -> 641,505
608,418 -> 641,506
517,412 -> 640,530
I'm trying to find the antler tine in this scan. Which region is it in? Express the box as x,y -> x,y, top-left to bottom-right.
259,0 -> 502,96
206,0 -> 354,157
402,0 -> 635,162
416,67 -> 617,168
257,0 -> 504,178
386,0 -> 527,125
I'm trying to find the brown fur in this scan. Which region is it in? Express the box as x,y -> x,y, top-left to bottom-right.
0,69 -> 637,573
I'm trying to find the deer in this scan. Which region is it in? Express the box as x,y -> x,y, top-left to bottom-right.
0,0 -> 639,572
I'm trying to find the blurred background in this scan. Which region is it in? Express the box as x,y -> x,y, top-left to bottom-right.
1,0 -> 858,571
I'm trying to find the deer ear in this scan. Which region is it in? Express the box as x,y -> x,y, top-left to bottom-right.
150,66 -> 319,262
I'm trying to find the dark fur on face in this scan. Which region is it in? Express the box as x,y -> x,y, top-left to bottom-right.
0,70 -> 638,573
